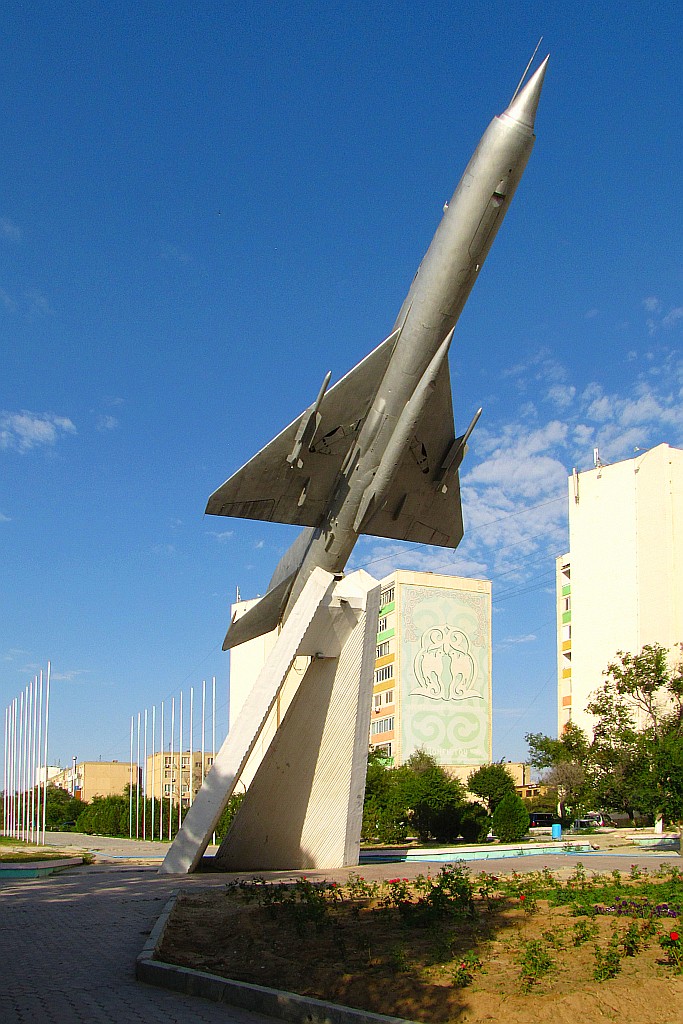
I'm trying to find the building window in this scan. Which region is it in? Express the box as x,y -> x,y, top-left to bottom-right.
163,784 -> 171,794
164,756 -> 172,767
375,664 -> 394,683
181,756 -> 190,767
380,586 -> 394,607
207,757 -> 213,766
374,741 -> 393,757
384,689 -> 394,705
374,694 -> 382,709
371,716 -> 394,735
164,770 -> 172,779
378,616 -> 388,633
376,641 -> 390,658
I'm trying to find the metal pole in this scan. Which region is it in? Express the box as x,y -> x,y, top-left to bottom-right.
168,697 -> 175,841
13,697 -> 19,838
201,679 -> 206,785
36,671 -> 43,844
151,705 -> 156,843
159,701 -> 164,841
19,688 -> 26,840
178,691 -> 183,828
12,697 -> 18,838
129,716 -> 134,839
189,687 -> 193,808
41,662 -> 50,844
3,704 -> 7,836
143,708 -> 148,841
135,712 -> 141,839
30,677 -> 38,842
211,675 -> 216,845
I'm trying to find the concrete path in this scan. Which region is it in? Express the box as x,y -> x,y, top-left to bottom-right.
0,864 -> 279,1024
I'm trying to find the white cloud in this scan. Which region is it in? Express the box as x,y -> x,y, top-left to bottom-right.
152,543 -> 176,556
546,384 -> 576,409
51,669 -> 88,682
0,411 -> 77,452
498,633 -> 537,647
96,415 -> 119,431
208,530 -> 234,543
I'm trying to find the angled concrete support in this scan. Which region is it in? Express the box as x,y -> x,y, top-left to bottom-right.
160,568 -> 379,874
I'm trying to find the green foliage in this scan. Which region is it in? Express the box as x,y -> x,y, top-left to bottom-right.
467,762 -> 516,813
526,644 -> 683,828
588,644 -> 683,825
76,795 -> 129,836
459,804 -> 491,843
592,932 -> 622,981
43,785 -> 86,830
516,939 -> 554,991
491,792 -> 529,843
214,793 -> 246,842
362,748 -> 471,844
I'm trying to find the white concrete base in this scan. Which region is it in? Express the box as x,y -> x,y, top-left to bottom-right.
160,568 -> 379,874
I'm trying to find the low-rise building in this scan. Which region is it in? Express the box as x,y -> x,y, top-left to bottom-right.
50,760 -> 133,803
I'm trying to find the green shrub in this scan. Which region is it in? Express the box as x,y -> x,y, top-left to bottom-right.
492,792 -> 530,843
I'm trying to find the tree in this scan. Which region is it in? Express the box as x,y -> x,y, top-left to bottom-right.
398,750 -> 466,843
467,762 -> 516,813
361,748 -> 490,844
491,792 -> 529,843
587,643 -> 683,832
43,785 -> 86,830
525,722 -> 593,822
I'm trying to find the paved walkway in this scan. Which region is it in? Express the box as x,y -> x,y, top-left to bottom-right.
0,864 -> 281,1024
1,835 -> 679,1023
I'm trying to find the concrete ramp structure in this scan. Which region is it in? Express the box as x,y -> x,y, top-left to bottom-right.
160,567 -> 380,874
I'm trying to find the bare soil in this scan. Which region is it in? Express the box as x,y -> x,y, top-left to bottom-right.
158,875 -> 683,1024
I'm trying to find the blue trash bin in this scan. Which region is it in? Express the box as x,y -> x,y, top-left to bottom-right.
551,823 -> 562,840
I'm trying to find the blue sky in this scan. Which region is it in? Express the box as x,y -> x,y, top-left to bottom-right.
2,2 -> 682,769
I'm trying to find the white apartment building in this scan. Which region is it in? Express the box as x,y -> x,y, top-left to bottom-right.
557,443 -> 683,736
229,568 -> 492,787
369,569 -> 492,781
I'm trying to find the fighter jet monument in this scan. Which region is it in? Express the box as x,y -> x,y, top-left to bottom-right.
161,56 -> 548,873
208,55 -> 548,651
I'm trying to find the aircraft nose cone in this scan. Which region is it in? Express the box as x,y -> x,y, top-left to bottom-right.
504,54 -> 549,129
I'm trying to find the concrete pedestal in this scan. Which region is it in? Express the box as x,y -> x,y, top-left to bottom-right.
160,567 -> 379,874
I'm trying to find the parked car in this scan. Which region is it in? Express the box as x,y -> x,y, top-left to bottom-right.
528,812 -> 556,828
572,817 -> 598,830
584,811 -> 615,828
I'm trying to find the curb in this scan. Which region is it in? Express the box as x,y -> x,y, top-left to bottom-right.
136,892 -> 419,1024
0,856 -> 84,877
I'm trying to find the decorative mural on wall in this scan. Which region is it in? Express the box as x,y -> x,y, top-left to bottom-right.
400,584 -> 491,765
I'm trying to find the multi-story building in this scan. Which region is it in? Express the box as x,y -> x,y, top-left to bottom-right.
228,569 -> 492,788
556,443 -> 683,736
369,570 -> 492,781
50,760 -> 133,803
145,751 -> 216,806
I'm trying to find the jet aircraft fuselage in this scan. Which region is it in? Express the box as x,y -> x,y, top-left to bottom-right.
207,57 -> 548,649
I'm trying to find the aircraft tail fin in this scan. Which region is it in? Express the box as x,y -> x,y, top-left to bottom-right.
223,571 -> 296,651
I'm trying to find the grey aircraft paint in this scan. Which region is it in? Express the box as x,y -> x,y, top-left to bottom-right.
207,57 -> 549,649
